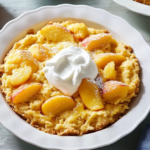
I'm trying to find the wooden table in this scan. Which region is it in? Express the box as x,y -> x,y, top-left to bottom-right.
0,0 -> 150,149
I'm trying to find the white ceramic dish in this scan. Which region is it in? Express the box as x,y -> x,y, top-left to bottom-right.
0,4 -> 150,150
113,0 -> 150,16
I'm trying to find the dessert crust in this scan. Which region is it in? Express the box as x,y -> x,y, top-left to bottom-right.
0,20 -> 140,135
135,0 -> 150,5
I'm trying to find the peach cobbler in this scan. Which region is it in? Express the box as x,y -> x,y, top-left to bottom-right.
0,20 -> 140,135
134,0 -> 150,5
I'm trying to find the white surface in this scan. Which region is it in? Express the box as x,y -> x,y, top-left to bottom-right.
113,0 -> 150,16
44,46 -> 98,96
0,4 -> 150,150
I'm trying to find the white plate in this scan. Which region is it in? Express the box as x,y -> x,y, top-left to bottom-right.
113,0 -> 150,16
0,4 -> 150,150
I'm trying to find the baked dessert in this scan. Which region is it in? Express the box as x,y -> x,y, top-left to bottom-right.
0,20 -> 140,135
134,0 -> 150,5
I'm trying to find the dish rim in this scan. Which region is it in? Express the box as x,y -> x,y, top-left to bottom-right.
113,0 -> 150,16
0,4 -> 150,150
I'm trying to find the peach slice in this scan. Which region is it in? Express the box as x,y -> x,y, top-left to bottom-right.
67,23 -> 89,41
4,51 -> 22,73
40,24 -> 74,42
81,33 -> 112,50
10,66 -> 32,86
20,50 -> 39,73
102,81 -> 129,103
11,82 -> 42,104
94,53 -> 126,69
28,44 -> 50,61
42,96 -> 76,116
78,78 -> 104,110
5,50 -> 39,73
103,61 -> 116,80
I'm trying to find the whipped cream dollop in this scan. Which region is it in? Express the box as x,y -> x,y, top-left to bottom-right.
43,46 -> 98,96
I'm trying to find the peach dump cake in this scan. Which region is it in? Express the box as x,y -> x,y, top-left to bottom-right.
134,0 -> 150,5
0,20 -> 140,135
